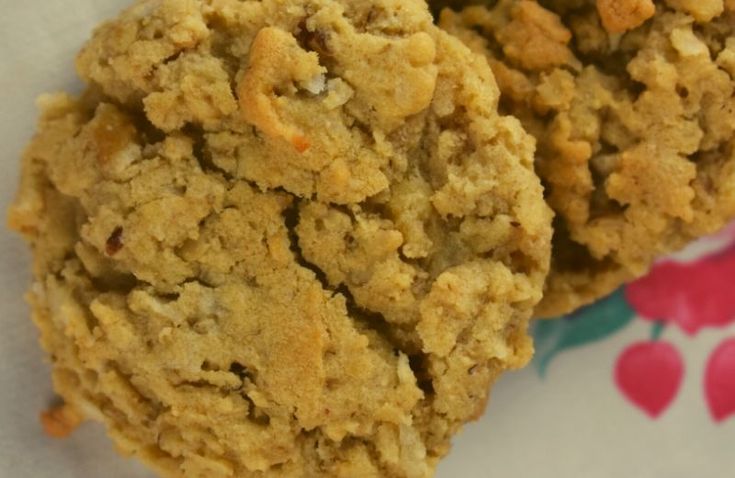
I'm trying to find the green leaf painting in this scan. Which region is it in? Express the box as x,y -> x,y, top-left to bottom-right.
533,289 -> 635,377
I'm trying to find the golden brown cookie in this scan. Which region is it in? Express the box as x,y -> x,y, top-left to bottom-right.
8,0 -> 552,476
436,0 -> 735,317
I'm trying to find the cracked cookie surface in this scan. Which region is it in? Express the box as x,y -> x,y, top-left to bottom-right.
435,0 -> 735,317
9,0 -> 552,476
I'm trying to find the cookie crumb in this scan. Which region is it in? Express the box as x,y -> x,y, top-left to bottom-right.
499,0 -> 573,70
40,404 -> 82,438
597,0 -> 655,33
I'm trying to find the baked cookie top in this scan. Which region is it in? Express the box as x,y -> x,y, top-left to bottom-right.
438,0 -> 735,317
9,0 -> 552,476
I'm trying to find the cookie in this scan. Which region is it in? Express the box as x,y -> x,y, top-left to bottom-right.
436,0 -> 735,317
9,0 -> 552,476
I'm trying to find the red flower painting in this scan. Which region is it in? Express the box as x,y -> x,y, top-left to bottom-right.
614,340 -> 684,418
705,338 -> 735,422
534,224 -> 735,422
625,245 -> 735,335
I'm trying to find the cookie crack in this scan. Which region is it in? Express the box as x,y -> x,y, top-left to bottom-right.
283,199 -> 330,289
282,199 -> 423,362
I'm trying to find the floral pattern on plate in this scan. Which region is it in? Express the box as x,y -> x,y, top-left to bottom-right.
534,224 -> 735,422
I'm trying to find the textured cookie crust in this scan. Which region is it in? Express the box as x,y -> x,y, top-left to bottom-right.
9,0 -> 552,476
437,0 -> 735,317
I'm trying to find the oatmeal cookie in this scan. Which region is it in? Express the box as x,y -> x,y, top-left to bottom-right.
436,0 -> 735,317
9,0 -> 552,476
